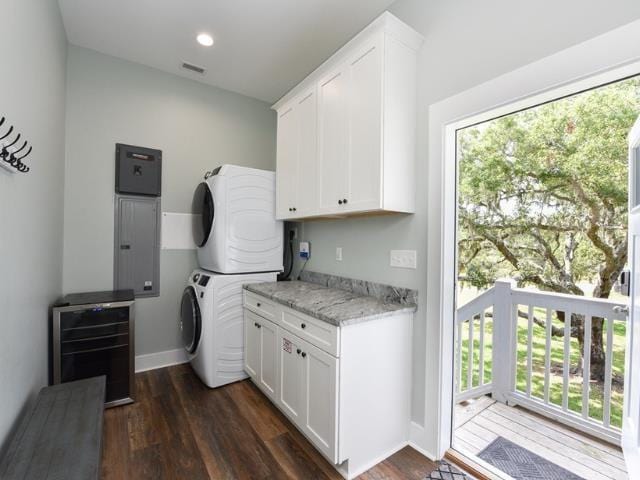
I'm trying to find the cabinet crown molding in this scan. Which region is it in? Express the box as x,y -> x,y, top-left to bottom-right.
271,11 -> 423,111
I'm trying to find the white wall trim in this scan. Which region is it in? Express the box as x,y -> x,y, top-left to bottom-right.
423,18 -> 640,458
346,441 -> 409,479
135,348 -> 188,373
408,421 -> 437,460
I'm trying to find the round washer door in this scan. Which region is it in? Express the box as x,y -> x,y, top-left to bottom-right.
192,182 -> 215,248
180,287 -> 202,354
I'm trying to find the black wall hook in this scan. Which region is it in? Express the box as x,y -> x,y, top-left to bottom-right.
0,125 -> 14,141
0,115 -> 32,173
4,133 -> 20,149
13,140 -> 27,154
11,146 -> 32,165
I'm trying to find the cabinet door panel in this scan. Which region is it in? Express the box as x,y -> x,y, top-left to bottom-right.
259,318 -> 278,400
318,67 -> 349,213
346,38 -> 383,211
277,329 -> 305,423
244,311 -> 260,379
296,90 -> 318,216
276,105 -> 297,219
302,339 -> 339,462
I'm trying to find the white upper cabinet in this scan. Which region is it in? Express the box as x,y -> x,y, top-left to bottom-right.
296,90 -> 318,215
343,36 -> 383,213
273,12 -> 423,220
276,88 -> 318,218
275,105 -> 297,218
317,67 -> 349,213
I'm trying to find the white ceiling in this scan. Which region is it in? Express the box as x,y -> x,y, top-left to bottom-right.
57,0 -> 396,103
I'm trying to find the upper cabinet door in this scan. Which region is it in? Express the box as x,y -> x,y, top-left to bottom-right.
318,66 -> 349,213
345,37 -> 384,212
295,90 -> 318,216
276,104 -> 297,219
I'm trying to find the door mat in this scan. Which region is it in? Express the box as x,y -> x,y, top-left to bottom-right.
426,460 -> 470,479
478,436 -> 585,480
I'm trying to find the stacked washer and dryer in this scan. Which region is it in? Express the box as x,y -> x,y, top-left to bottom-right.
180,165 -> 283,388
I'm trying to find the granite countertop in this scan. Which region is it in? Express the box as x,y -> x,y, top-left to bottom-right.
244,280 -> 417,327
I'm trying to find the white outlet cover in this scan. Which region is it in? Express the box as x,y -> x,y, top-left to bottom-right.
336,247 -> 342,261
390,250 -> 417,269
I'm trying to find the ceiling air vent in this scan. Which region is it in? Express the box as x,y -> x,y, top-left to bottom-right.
181,62 -> 206,74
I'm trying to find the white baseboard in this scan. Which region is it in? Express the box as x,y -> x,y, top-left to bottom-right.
345,441 -> 409,479
408,421 -> 438,461
135,348 -> 188,373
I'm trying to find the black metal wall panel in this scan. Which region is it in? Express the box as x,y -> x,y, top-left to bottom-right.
115,144 -> 162,196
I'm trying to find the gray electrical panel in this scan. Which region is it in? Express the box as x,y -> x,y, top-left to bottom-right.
114,195 -> 161,297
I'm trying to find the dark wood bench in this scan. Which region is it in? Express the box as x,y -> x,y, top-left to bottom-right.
0,376 -> 106,480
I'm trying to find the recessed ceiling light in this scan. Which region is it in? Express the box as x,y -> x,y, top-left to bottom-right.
197,33 -> 214,47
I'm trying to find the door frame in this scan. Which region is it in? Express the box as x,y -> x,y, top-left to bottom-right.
623,116 -> 640,473
425,22 -> 640,459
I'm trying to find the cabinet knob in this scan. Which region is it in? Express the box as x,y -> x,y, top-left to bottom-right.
289,207 -> 292,212
338,200 -> 343,205
343,198 -> 348,204
301,352 -> 307,358
296,348 -> 301,355
256,302 -> 261,307
293,207 -> 297,211
255,322 -> 261,329
301,323 -> 306,329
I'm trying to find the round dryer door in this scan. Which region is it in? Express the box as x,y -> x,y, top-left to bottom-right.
180,287 -> 202,354
192,182 -> 214,248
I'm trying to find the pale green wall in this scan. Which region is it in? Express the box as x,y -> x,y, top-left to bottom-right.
0,0 -> 67,449
296,0 -> 640,428
63,46 -> 276,355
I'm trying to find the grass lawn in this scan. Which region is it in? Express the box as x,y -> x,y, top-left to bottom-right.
458,308 -> 626,429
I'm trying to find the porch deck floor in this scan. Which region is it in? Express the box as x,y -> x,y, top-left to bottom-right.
454,396 -> 628,480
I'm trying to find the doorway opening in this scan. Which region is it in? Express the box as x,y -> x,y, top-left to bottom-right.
452,75 -> 640,479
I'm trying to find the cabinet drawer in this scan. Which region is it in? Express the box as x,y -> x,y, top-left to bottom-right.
244,291 -> 277,321
281,309 -> 339,357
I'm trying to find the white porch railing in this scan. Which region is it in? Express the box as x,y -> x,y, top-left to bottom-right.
455,279 -> 628,445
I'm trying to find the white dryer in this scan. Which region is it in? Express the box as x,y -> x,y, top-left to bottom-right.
192,165 -> 283,274
180,269 -> 277,388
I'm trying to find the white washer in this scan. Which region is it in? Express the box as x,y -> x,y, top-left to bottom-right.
192,165 -> 283,274
180,269 -> 277,388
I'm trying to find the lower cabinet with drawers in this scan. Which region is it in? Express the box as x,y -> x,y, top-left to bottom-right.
243,290 -> 413,479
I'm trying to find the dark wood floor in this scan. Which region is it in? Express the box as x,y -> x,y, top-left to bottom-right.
101,364 -> 437,479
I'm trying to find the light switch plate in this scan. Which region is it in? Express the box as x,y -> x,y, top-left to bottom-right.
336,247 -> 343,261
390,250 -> 417,269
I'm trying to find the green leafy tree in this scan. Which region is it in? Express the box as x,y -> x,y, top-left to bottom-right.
458,77 -> 640,380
